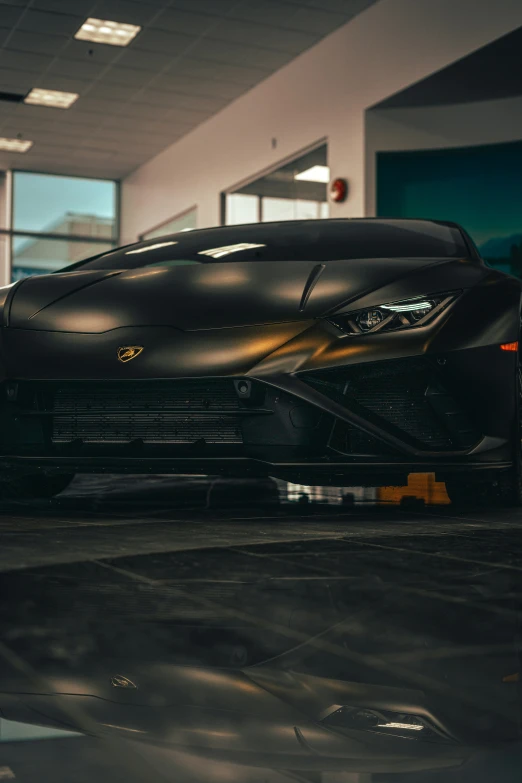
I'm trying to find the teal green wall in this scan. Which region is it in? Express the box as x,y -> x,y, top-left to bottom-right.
377,141 -> 522,275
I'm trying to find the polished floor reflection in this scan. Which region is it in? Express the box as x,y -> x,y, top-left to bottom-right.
0,475 -> 520,783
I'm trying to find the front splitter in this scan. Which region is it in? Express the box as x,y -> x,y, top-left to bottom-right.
0,455 -> 513,485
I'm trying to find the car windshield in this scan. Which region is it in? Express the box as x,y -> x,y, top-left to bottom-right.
64,219 -> 469,272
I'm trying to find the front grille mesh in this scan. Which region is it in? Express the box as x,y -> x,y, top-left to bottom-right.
302,358 -> 477,451
52,380 -> 243,444
348,366 -> 453,448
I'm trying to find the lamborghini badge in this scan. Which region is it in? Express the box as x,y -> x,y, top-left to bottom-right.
118,346 -> 143,363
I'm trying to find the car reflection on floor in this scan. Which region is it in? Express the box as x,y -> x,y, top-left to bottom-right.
0,474 -> 520,783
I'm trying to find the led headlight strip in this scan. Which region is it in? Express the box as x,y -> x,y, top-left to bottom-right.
327,292 -> 459,336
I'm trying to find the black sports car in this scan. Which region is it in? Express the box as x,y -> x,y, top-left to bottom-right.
0,218 -> 520,505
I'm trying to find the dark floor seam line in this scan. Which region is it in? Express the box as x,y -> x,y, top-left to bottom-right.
340,537 -> 522,572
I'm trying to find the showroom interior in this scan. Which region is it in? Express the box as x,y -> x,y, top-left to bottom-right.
0,1 -> 522,782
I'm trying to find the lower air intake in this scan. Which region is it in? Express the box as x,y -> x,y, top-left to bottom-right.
302,358 -> 479,451
51,380 -> 243,444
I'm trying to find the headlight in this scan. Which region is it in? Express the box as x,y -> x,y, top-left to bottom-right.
328,292 -> 459,336
320,705 -> 454,743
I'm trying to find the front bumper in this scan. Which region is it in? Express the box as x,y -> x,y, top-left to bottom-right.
0,344 -> 516,484
0,272 -> 519,482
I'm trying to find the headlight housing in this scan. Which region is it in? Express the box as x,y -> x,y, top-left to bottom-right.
327,292 -> 459,336
320,705 -> 454,743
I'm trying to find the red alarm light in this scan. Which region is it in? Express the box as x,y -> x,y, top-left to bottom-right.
330,178 -> 348,203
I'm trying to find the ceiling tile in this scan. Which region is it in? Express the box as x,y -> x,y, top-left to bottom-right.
18,9 -> 86,37
151,7 -> 217,36
70,96 -> 128,115
167,57 -> 270,86
91,126 -> 176,144
0,68 -> 38,93
150,73 -> 246,100
0,26 -> 11,46
5,30 -> 70,56
32,0 -> 95,14
187,38 -> 295,70
116,48 -> 178,72
164,0 -> 237,14
31,75 -> 92,93
58,39 -> 123,65
208,18 -> 318,54
153,124 -> 194,139
301,0 -> 375,13
227,1 -> 306,26
100,112 -> 165,129
0,49 -> 54,73
90,0 -> 163,26
85,81 -> 138,101
0,103 -> 20,120
50,124 -> 91,138
281,6 -> 357,36
132,27 -> 197,54
132,89 -> 227,113
102,65 -> 158,87
0,5 -> 24,27
46,58 -> 109,79
44,107 -> 108,126
13,104 -> 75,123
0,0 -> 379,178
0,121 -> 59,138
160,105 -> 218,123
262,26 -> 319,53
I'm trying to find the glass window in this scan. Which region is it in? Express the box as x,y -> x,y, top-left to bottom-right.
12,172 -> 117,239
0,234 -> 9,285
142,207 -> 198,240
262,198 -> 326,222
0,172 -> 8,232
226,194 -> 259,225
11,235 -> 115,280
377,141 -> 522,276
225,143 -> 329,226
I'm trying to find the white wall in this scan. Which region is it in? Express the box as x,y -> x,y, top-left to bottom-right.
121,0 -> 522,244
365,96 -> 522,215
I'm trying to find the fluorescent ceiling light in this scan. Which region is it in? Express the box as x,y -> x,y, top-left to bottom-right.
24,88 -> 79,109
295,165 -> 330,184
126,241 -> 178,255
0,137 -> 33,153
75,17 -> 141,47
199,243 -> 265,259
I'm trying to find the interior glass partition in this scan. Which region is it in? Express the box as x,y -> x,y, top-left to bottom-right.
377,140 -> 522,276
225,143 -> 329,225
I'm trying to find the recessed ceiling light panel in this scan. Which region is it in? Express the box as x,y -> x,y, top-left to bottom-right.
25,88 -> 79,109
75,17 -> 141,47
295,165 -> 330,184
0,137 -> 33,153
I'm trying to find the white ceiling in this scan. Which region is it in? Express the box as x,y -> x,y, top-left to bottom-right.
0,0 -> 378,180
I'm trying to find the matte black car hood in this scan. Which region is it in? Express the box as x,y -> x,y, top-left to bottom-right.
6,257 -> 456,333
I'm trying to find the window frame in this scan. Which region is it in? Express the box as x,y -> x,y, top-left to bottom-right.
221,138 -> 329,226
139,204 -> 198,241
0,169 -> 120,281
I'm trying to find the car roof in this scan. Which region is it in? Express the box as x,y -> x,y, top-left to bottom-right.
137,217 -> 463,246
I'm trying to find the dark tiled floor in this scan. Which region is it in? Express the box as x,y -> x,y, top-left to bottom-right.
0,475 -> 521,783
